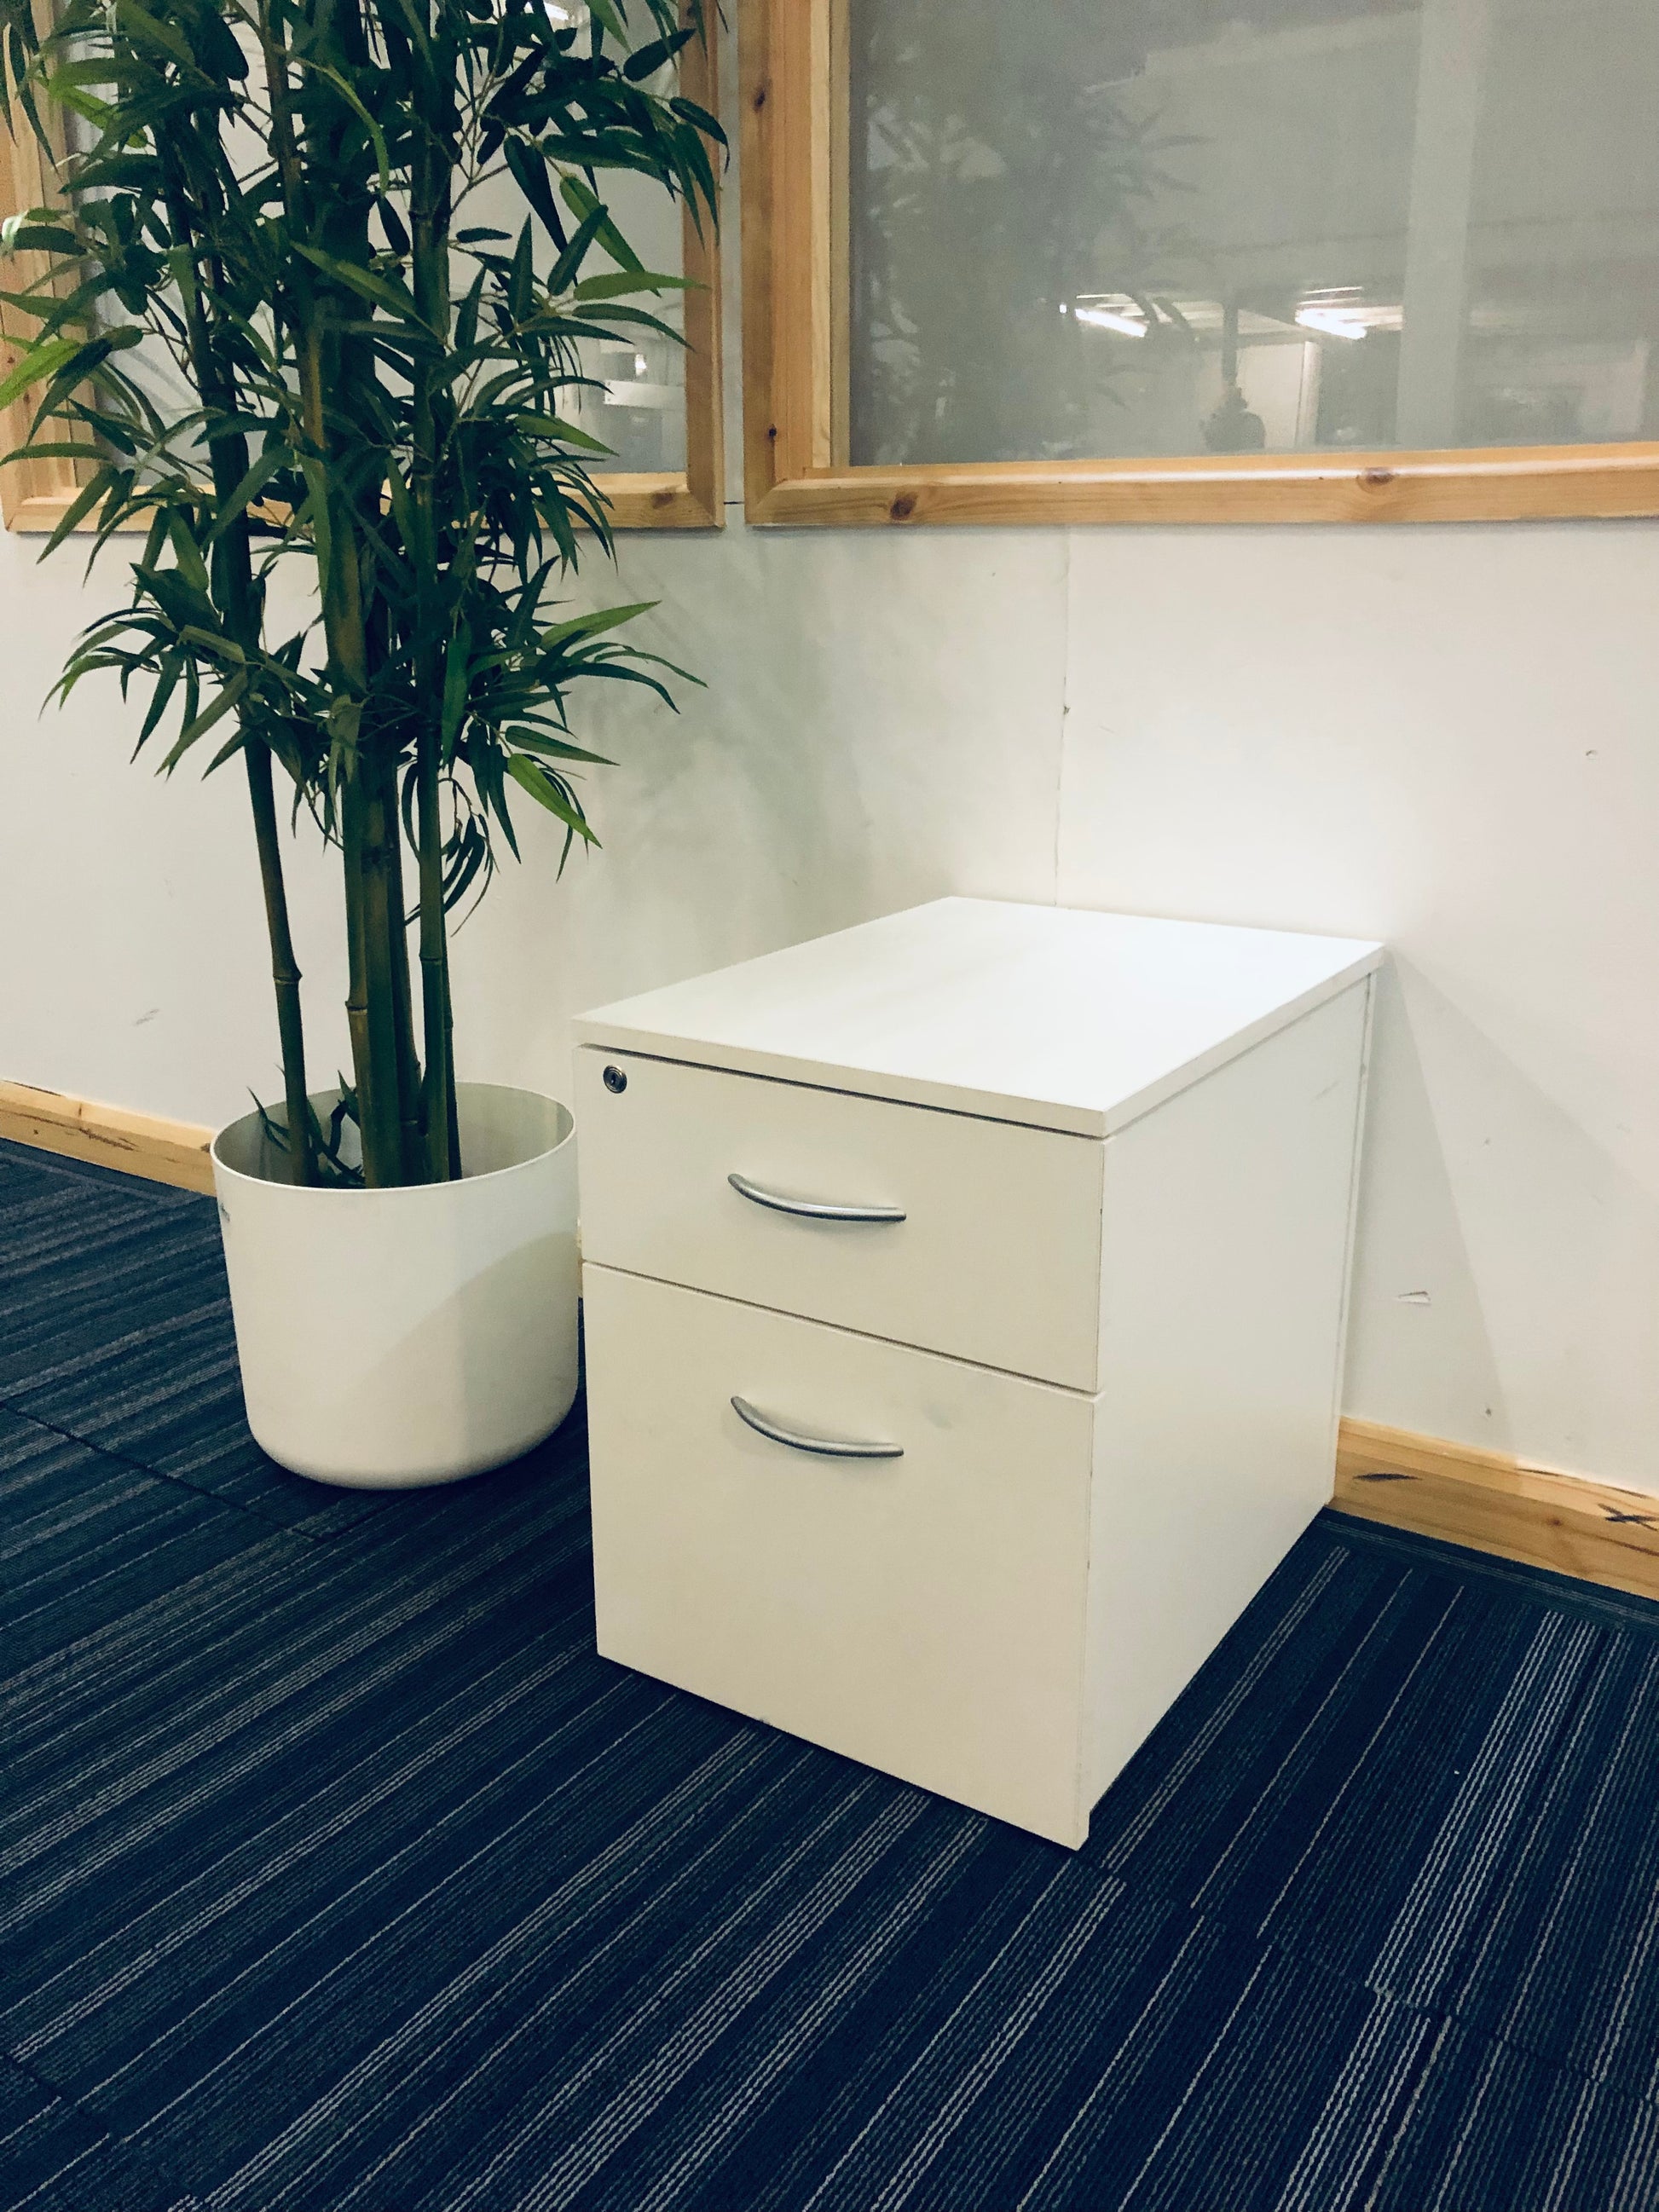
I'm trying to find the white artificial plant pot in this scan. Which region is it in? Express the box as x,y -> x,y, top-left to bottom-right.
211,1082 -> 578,1489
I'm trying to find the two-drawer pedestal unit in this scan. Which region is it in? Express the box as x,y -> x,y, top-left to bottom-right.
575,899 -> 1381,1848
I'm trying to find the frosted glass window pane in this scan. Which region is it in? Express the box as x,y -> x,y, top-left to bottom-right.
564,166 -> 688,476
465,37 -> 688,475
847,0 -> 1659,464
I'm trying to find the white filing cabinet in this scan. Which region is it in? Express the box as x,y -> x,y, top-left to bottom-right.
575,899 -> 1380,1847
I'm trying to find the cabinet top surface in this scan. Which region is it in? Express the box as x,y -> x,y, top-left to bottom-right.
575,900 -> 1382,1135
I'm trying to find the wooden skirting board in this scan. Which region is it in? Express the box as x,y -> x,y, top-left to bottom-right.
0,1080 -> 215,1195
1334,1418 -> 1659,1605
3,1078 -> 1656,1604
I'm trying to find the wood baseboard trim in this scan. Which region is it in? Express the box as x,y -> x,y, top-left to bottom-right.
0,1081 -> 216,1195
1333,1417 -> 1659,1604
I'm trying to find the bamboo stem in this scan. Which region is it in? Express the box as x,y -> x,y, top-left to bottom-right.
352,752 -> 411,1186
381,751 -> 426,1181
158,150 -> 315,1183
244,744 -> 315,1181
443,956 -> 461,1171
340,765 -> 374,1152
261,5 -> 413,1186
293,226 -> 405,1179
411,117 -> 459,1181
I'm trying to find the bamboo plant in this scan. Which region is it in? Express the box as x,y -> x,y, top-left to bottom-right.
0,0 -> 720,1186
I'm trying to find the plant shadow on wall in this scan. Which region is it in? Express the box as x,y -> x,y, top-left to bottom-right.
848,0 -> 1200,466
0,0 -> 723,1189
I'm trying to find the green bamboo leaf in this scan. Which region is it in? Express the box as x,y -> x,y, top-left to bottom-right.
303,62 -> 391,197
540,599 -> 655,648
0,334 -> 79,413
383,457 -> 416,549
135,652 -> 182,751
204,721 -> 251,772
559,175 -> 644,274
165,509 -> 210,595
41,462 -> 116,555
440,629 -> 471,749
503,137 -> 567,251
506,752 -> 598,838
179,625 -> 246,664
668,96 -> 723,142
586,0 -> 628,39
508,218 -> 534,323
205,447 -> 290,545
292,242 -> 426,326
623,30 -> 691,83
162,667 -> 248,771
1,219 -> 82,255
570,269 -> 691,302
502,725 -> 613,766
0,440 -> 103,465
513,413 -> 612,453
113,0 -> 197,72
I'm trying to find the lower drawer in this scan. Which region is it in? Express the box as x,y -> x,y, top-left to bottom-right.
584,1265 -> 1097,1845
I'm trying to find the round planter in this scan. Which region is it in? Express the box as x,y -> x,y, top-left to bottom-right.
211,1083 -> 578,1489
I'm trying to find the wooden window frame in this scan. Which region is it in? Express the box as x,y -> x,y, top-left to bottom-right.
0,3 -> 724,534
741,0 -> 1659,528
0,72 -> 81,531
599,0 -> 725,529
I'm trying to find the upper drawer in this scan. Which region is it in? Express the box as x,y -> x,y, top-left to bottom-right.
575,1046 -> 1104,1389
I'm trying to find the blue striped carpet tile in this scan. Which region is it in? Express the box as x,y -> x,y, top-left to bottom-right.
0,1147 -> 211,1401
0,2054 -> 197,2212
1089,1519 -> 1659,2017
9,1137 -> 1659,2208
0,1141 -> 389,1538
1,1495 -> 1654,2208
1,1460 -> 598,2018
0,1407 -> 296,1675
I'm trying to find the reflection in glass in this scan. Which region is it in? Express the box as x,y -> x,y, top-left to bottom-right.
564,164 -> 689,474
466,157 -> 688,476
846,0 -> 1659,464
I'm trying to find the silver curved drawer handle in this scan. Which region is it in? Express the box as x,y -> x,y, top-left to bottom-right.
727,1171 -> 905,1224
731,1395 -> 904,1460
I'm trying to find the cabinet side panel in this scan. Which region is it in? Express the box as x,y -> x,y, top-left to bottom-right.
1082,985 -> 1371,1813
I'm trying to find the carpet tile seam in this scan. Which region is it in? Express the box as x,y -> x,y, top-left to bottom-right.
852,1868 -> 1124,2212
1,1621 -> 599,2059
442,1783 -> 933,2212
0,1505 -> 268,1632
0,1513 -> 594,1899
318,1786 -> 982,2212
222,1733 -> 805,2212
1101,1545 -> 1350,1871
77,1684 -> 706,2145
0,1472 -> 579,1735
0,1396 -> 338,1551
1246,1588 -> 1465,1946
45,1670 -> 656,2116
0,1486 -> 592,1813
1191,1574 -> 1456,1917
0,2051 -> 201,2212
1365,1611 -> 1601,2008
45,1854 -> 1659,2146
627,1822 -> 1014,2212
258,1753 -> 896,2205
1324,1509 -> 1659,1632
9,1140 -> 1659,2212
0,1482 -> 587,1817
9,1918 -> 1645,2212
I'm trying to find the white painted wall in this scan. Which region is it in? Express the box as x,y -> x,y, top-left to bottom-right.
2,35 -> 1656,1494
